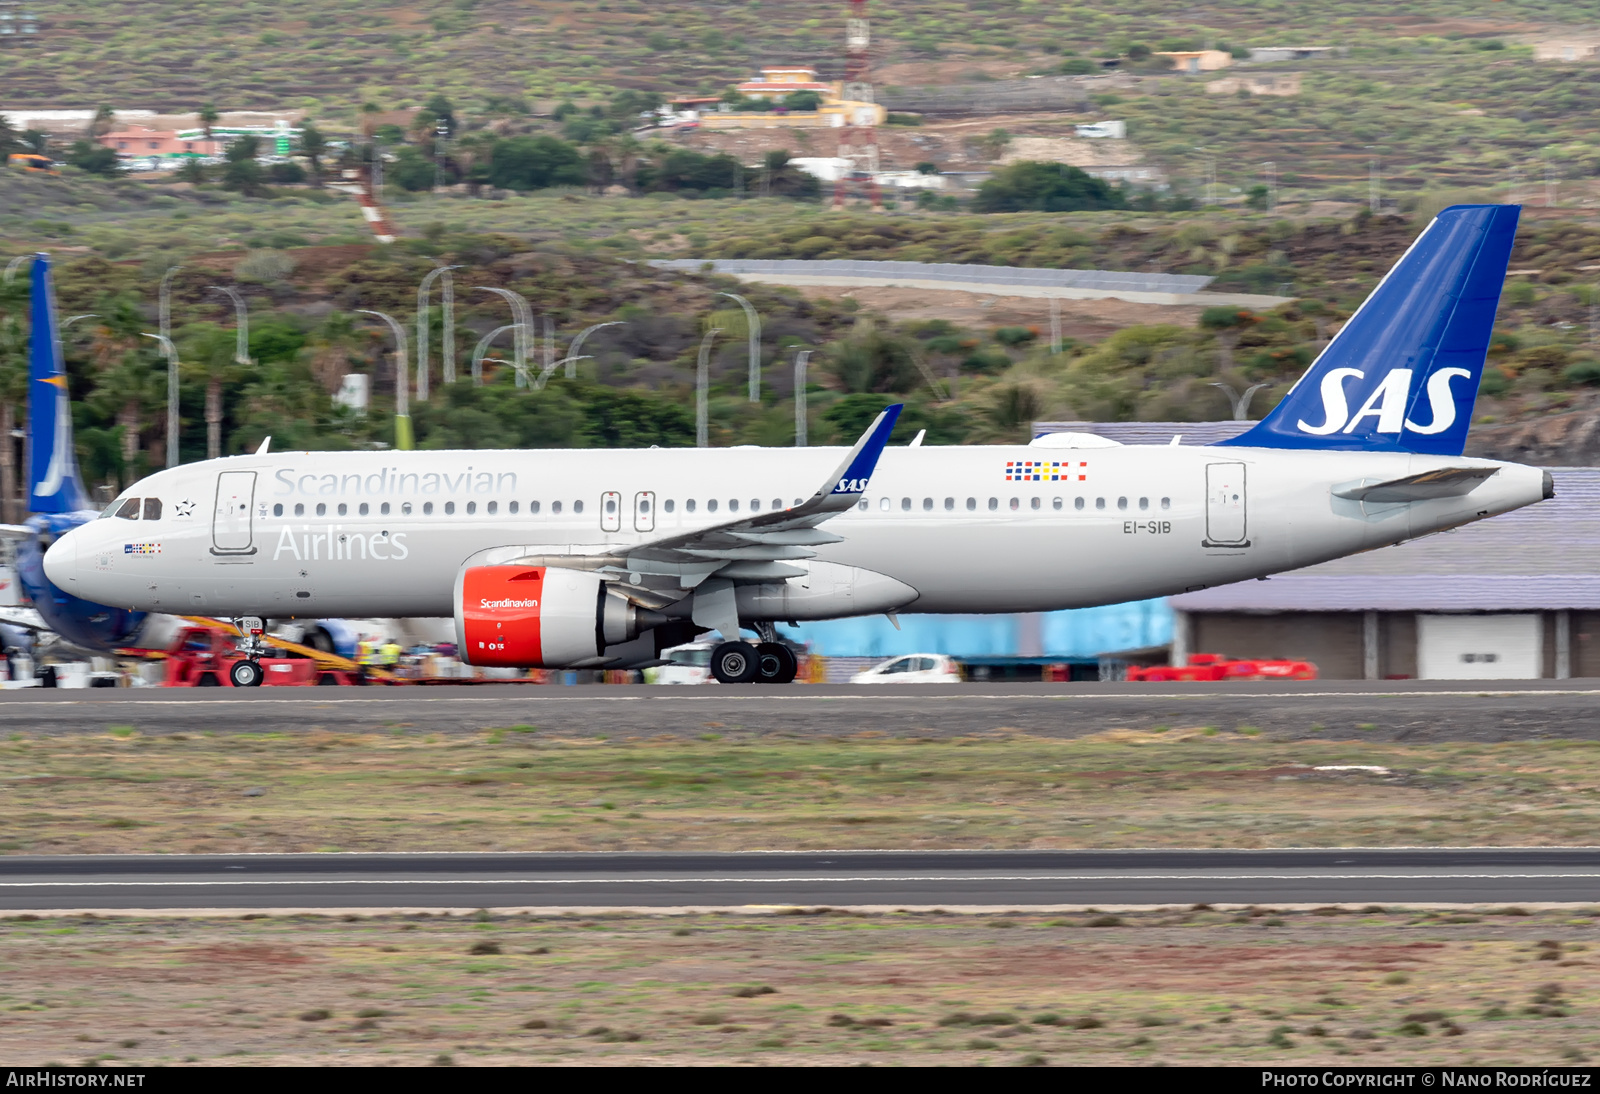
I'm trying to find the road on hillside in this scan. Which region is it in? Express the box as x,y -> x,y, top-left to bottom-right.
0,680 -> 1598,741
2,849 -> 1598,912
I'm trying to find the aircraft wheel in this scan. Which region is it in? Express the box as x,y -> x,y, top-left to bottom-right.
710,641 -> 759,684
754,642 -> 797,685
229,660 -> 264,688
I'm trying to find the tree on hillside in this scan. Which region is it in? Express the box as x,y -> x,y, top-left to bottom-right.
86,105 -> 115,139
973,161 -> 1126,213
197,103 -> 220,140
65,140 -> 121,177
21,129 -> 48,155
763,149 -> 821,200
390,145 -> 436,192
1199,305 -> 1259,372
0,115 -> 19,155
221,134 -> 265,195
782,90 -> 822,112
296,120 -> 328,187
487,136 -> 585,191
425,93 -> 457,138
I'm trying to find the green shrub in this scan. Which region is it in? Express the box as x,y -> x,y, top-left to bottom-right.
1563,360 -> 1600,386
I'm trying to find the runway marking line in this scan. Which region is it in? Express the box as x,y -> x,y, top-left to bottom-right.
5,872 -> 1600,888
4,689 -> 1600,707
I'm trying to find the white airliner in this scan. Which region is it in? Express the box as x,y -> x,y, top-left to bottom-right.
45,204 -> 1549,686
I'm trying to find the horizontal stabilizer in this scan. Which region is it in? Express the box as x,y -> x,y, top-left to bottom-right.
1332,466 -> 1498,503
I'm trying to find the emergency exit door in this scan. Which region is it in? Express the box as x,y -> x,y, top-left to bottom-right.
1203,462 -> 1249,547
634,491 -> 656,532
600,491 -> 622,532
212,471 -> 257,555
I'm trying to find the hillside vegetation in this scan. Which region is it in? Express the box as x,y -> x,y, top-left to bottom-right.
10,3 -> 1600,205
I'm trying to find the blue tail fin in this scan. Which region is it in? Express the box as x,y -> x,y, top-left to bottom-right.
1216,204 -> 1520,455
27,254 -> 93,514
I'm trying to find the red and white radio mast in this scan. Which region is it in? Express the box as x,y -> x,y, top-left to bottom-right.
833,0 -> 881,209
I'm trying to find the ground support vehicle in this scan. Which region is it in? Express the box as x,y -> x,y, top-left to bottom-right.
159,625 -> 367,687
1127,652 -> 1317,682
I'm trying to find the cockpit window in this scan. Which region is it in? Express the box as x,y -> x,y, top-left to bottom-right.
142,498 -> 161,521
114,498 -> 141,520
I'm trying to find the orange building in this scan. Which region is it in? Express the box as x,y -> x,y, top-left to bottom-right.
97,126 -> 224,162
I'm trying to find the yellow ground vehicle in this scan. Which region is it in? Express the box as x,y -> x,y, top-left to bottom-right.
7,153 -> 57,175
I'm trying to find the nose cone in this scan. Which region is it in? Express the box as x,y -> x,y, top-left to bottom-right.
42,526 -> 79,590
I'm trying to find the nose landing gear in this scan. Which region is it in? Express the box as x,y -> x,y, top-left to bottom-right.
228,659 -> 264,688
229,615 -> 267,688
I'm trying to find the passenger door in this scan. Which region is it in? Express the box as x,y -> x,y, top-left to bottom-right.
211,471 -> 257,555
1203,462 -> 1248,547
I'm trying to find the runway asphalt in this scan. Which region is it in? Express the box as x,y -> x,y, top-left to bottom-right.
2,680 -> 1600,740
5,849 -> 1600,912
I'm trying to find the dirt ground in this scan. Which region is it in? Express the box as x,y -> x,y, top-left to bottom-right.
777,283 -> 1202,336
3,906 -> 1598,1066
6,728 -> 1600,855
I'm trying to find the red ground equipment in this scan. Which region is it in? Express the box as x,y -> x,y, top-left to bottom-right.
161,625 -> 365,687
1126,652 -> 1317,683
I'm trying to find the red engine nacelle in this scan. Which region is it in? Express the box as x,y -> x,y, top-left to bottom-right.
454,565 -> 661,668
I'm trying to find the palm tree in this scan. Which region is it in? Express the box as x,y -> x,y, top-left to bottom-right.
197,103 -> 220,140
181,322 -> 249,459
86,105 -> 115,139
88,351 -> 163,486
0,308 -> 26,522
296,120 -> 328,187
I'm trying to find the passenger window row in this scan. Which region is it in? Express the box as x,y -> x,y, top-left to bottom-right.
266,497 -> 808,519
665,498 -> 801,514
857,496 -> 1174,512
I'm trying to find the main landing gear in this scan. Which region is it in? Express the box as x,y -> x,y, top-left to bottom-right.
710,640 -> 799,685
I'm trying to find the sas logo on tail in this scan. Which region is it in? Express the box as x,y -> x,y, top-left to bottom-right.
833,477 -> 870,494
1297,367 -> 1470,437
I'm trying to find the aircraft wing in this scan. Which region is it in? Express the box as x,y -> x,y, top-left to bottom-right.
0,606 -> 51,633
0,525 -> 36,541
480,405 -> 903,592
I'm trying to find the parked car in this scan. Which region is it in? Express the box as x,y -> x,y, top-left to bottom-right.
850,654 -> 963,684
654,642 -> 715,685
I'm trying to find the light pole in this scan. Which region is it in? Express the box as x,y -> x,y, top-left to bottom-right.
696,328 -> 720,449
476,287 -> 532,387
1366,146 -> 1380,214
1261,160 -> 1276,212
715,291 -> 762,402
142,333 -> 181,466
546,321 -> 622,386
1209,381 -> 1268,421
357,309 -> 412,451
471,323 -> 517,386
207,285 -> 251,367
416,264 -> 461,399
159,265 -> 182,347
1194,146 -> 1216,206
2,256 -> 29,285
158,266 -> 182,462
1049,296 -> 1061,354
207,286 -> 250,460
793,349 -> 811,446
62,314 -> 98,328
